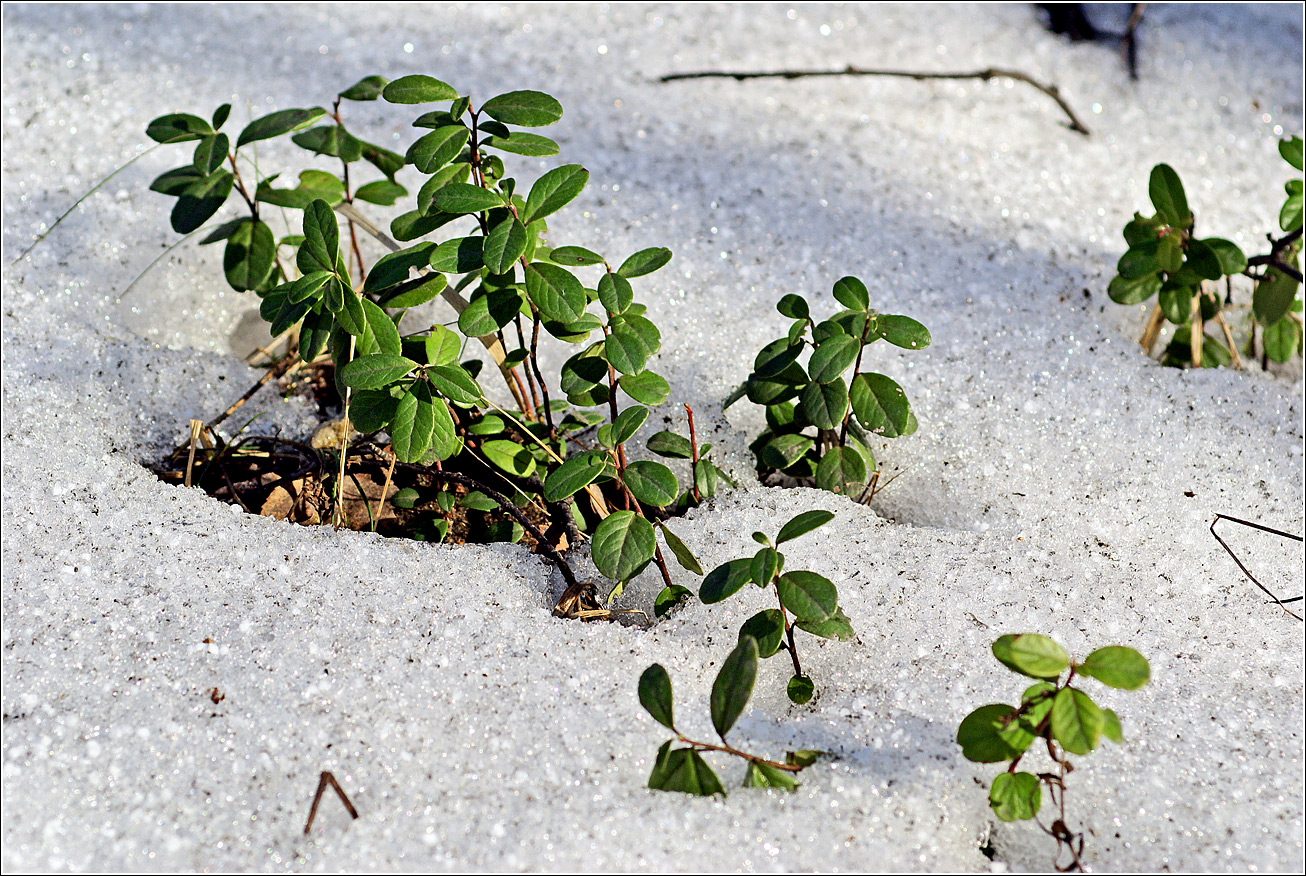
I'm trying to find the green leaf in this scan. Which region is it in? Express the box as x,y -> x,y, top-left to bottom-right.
354,179 -> 408,206
483,216 -> 528,274
815,445 -> 866,497
236,107 -> 327,147
169,169 -> 233,234
426,396 -> 461,460
1149,163 -> 1191,227
775,510 -> 835,544
710,637 -> 759,739
146,112 -> 212,144
638,664 -> 675,730
694,460 -> 721,499
699,558 -> 753,604
150,165 -> 205,196
991,634 -> 1070,679
350,388 -> 399,433
759,433 -> 814,470
457,288 -> 520,337
786,675 -> 815,705
407,125 -> 469,174
298,308 -> 333,361
417,163 -> 473,214
210,104 -> 231,130
832,276 -> 870,311
192,133 -> 229,175
799,379 -> 849,430
382,75 -> 458,104
430,236 -> 486,274
618,370 -> 671,406
222,219 -> 275,292
1253,255 -> 1301,326
365,242 -> 438,293
605,321 -> 656,375
481,90 -> 564,127
1263,314 -> 1302,363
1281,185 -> 1303,233
1200,238 -> 1248,275
292,124 -> 362,162
481,439 -> 536,477
609,405 -> 649,447
647,743 -> 725,797
618,247 -> 673,278
433,182 -> 506,214
808,335 -> 859,384
482,132 -> 560,156
522,165 -> 589,225
739,609 -> 785,658
550,246 -> 605,266
659,524 -> 703,575
776,571 -> 838,623
654,585 -> 694,618
1102,708 -> 1124,744
750,548 -> 782,587
1050,687 -> 1103,755
647,430 -> 693,459
360,140 -> 406,180
1185,238 -> 1224,281
850,372 -> 917,437
591,511 -> 656,581
338,353 -> 417,389
1279,135 -> 1304,171
989,772 -> 1042,822
544,450 -> 608,502
524,262 -> 587,323
357,301 -> 400,359
624,461 -> 678,507
776,294 -> 809,319
795,606 -> 855,641
339,75 -> 389,101
956,704 -> 1020,763
743,761 -> 798,791
598,272 -> 635,315
255,169 -> 346,209
874,315 -> 931,350
1108,271 -> 1162,305
298,199 -> 340,275
1078,646 -> 1150,690
389,386 -> 434,463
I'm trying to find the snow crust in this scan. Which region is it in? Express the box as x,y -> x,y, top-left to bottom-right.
2,3 -> 1303,871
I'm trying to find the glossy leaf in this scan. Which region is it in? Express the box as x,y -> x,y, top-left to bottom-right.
354,179 -> 408,206
1107,271 -> 1162,305
776,571 -> 837,623
1077,646 -> 1150,690
699,558 -> 753,604
147,112 -> 212,144
743,761 -> 799,791
1149,163 -> 1191,227
222,218 -> 275,292
815,445 -> 866,496
192,133 -> 229,175
339,74 -> 388,101
1050,687 -> 1103,755
710,636 -> 758,739
483,216 -> 528,274
544,450 -> 608,502
522,164 -> 589,225
592,510 -> 656,581
481,90 -> 563,127
794,606 -> 855,641
618,370 -> 671,405
659,524 -> 703,575
647,430 -> 694,459
382,74 -> 458,104
786,675 -> 815,705
482,132 -> 560,156
775,510 -> 834,544
430,236 -> 486,274
433,182 -> 506,214
799,379 -> 849,430
647,742 -> 724,796
618,247 -> 674,278
832,276 -> 870,311
407,125 -> 469,174
170,169 -> 233,234
989,772 -> 1042,822
638,664 -> 675,730
524,262 -> 587,323
298,199 -> 340,276
481,439 -> 536,477
338,353 -> 417,389
236,107 -> 327,147
624,460 -> 678,507
956,703 -> 1020,763
550,245 -> 605,266
654,585 -> 694,618
850,372 -> 917,437
992,634 -> 1070,679
874,315 -> 931,350
739,609 -> 785,658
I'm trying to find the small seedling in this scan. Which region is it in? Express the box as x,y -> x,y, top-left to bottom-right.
639,637 -> 821,796
1109,137 -> 1303,367
728,278 -> 929,501
697,509 -> 852,704
957,634 -> 1150,871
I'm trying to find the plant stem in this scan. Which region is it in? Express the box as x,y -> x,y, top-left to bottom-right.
660,64 -> 1091,135
774,585 -> 804,679
674,733 -> 802,772
685,403 -> 702,502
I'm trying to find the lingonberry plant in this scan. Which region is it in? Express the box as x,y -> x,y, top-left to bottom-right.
956,634 -> 1150,871
728,278 -> 930,502
1108,136 -> 1303,368
639,637 -> 822,795
697,509 -> 852,704
145,74 -> 733,616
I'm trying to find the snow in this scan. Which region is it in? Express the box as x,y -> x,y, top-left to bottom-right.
2,2 -> 1303,871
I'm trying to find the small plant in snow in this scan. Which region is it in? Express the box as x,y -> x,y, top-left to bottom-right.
639,637 -> 821,796
1108,136 -> 1303,367
728,278 -> 930,502
957,634 -> 1151,871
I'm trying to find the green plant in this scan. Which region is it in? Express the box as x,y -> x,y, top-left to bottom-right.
727,278 -> 930,502
956,634 -> 1151,870
691,509 -> 852,704
638,637 -> 822,796
1108,137 -> 1303,367
144,75 -> 730,613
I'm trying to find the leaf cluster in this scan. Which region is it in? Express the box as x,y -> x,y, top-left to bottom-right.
956,634 -> 1149,828
1108,142 -> 1303,366
734,278 -> 929,500
639,638 -> 821,796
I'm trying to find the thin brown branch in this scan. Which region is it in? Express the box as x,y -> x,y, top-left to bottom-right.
660,64 -> 1090,135
1210,514 -> 1304,621
303,771 -> 359,835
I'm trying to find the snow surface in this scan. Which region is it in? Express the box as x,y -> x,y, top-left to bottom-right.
2,2 -> 1303,871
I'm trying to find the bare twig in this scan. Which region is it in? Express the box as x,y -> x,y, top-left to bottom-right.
1210,514 -> 1304,621
303,770 -> 359,835
659,65 -> 1090,135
